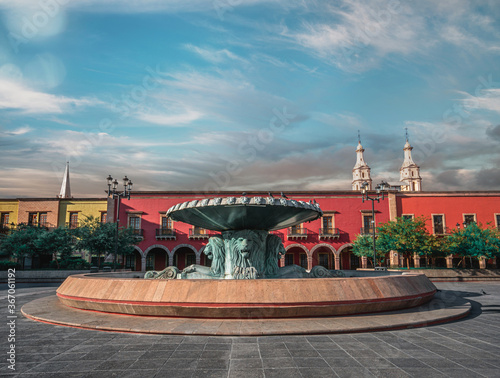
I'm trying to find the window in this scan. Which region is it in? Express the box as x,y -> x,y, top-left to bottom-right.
463,214 -> 476,226
129,216 -> 141,229
496,214 -> 500,230
146,254 -> 154,270
299,254 -> 308,269
100,212 -> 107,223
69,212 -> 78,228
402,214 -> 414,221
363,215 -> 373,233
432,215 -> 444,235
125,255 -> 135,270
285,254 -> 294,266
39,213 -> 48,227
161,216 -> 172,229
322,216 -> 333,231
319,253 -> 329,269
28,212 -> 37,225
1,213 -> 9,226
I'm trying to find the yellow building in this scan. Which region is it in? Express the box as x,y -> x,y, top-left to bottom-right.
58,198 -> 108,229
0,200 -> 19,232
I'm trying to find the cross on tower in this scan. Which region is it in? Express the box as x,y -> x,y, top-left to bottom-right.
405,127 -> 409,142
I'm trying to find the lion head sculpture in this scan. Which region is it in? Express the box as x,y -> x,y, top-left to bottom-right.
264,234 -> 286,278
203,235 -> 225,278
224,230 -> 267,279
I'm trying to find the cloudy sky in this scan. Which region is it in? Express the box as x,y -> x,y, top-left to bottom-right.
0,0 -> 499,198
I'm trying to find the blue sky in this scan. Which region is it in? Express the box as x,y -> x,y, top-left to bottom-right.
0,0 -> 499,197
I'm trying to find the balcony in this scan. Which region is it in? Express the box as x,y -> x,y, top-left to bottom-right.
287,227 -> 307,240
319,227 -> 340,240
189,228 -> 212,239
156,228 -> 176,240
360,227 -> 377,235
132,228 -> 144,239
434,227 -> 451,236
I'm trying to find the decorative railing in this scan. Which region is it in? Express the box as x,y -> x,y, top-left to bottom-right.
287,227 -> 307,239
319,227 -> 340,239
360,227 -> 377,235
156,228 -> 176,240
131,228 -> 144,237
189,228 -> 212,239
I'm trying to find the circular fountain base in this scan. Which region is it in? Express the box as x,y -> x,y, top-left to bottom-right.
55,273 -> 436,319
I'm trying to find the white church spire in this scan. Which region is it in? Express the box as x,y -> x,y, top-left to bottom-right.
59,162 -> 72,198
399,129 -> 422,191
352,131 -> 372,190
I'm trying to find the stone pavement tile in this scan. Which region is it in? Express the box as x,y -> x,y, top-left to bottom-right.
229,369 -> 264,378
79,351 -> 117,360
196,358 -> 230,370
149,343 -> 180,351
324,357 -> 362,368
449,357 -> 498,369
192,369 -> 228,378
94,359 -> 134,371
332,367 -> 375,378
107,350 -> 145,360
386,357 -> 430,369
368,368 -> 411,378
307,335 -> 335,342
232,343 -> 259,351
318,349 -> 352,358
346,349 -> 381,358
58,360 -> 99,373
26,361 -> 70,373
288,349 -> 320,357
400,368 -> 448,377
284,342 -> 315,350
164,357 -> 199,370
355,357 -> 395,368
293,357 -> 330,368
232,336 -> 258,343
204,343 -> 232,351
177,343 -> 206,351
482,358 -> 500,368
258,336 -> 283,343
137,350 -> 172,360
18,373 -> 85,378
128,359 -> 166,370
299,367 -> 337,377
263,368 -> 301,378
200,350 -> 231,359
259,348 -> 291,358
335,341 -> 370,350
393,348 -> 438,359
469,368 -> 500,377
155,369 -> 193,378
2,362 -> 39,374
261,357 -> 297,369
170,350 -> 203,359
120,344 -> 153,351
19,353 -> 60,362
259,342 -> 287,350
309,341 -> 341,350
229,358 -> 263,369
230,349 -> 260,359
417,357 -> 462,369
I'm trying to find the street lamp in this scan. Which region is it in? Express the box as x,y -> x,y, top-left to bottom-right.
360,181 -> 389,269
105,175 -> 133,271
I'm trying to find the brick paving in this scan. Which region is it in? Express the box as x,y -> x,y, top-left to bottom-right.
1,282 -> 500,377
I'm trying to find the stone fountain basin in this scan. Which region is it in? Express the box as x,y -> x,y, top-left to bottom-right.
56,274 -> 436,319
166,197 -> 322,231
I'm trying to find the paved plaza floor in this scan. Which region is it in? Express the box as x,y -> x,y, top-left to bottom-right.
1,281 -> 499,377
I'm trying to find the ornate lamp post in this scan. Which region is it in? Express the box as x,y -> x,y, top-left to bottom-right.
106,175 -> 133,271
360,181 -> 388,269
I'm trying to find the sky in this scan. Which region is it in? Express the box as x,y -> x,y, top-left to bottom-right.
0,0 -> 499,198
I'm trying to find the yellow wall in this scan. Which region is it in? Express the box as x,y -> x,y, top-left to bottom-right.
58,199 -> 107,227
0,200 -> 19,226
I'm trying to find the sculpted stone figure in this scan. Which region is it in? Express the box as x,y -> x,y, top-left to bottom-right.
225,229 -> 267,279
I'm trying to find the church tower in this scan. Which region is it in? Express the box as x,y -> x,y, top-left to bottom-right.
399,130 -> 422,191
352,132 -> 372,190
58,162 -> 72,198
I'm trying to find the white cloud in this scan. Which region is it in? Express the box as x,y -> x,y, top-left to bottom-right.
0,126 -> 32,136
0,78 -> 102,114
459,88 -> 500,114
136,109 -> 203,126
185,45 -> 249,65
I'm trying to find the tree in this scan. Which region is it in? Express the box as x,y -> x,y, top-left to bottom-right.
447,222 -> 500,268
75,216 -> 137,268
377,217 -> 430,269
35,226 -> 75,269
352,234 -> 386,267
422,234 -> 449,268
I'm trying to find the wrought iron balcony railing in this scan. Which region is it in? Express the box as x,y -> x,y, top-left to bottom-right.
360,227 -> 377,235
189,228 -> 212,239
156,228 -> 176,240
319,227 -> 340,239
287,227 -> 308,239
132,228 -> 144,238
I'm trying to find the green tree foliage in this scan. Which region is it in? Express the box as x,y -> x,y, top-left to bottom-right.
75,216 -> 138,268
35,226 -> 75,268
352,234 -> 386,267
377,217 -> 430,269
447,222 -> 500,264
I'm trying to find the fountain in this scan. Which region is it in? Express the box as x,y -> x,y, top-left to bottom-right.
54,195 -> 437,320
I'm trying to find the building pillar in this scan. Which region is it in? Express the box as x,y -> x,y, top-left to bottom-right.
334,255 -> 340,270
361,256 -> 368,269
446,255 -> 453,268
196,255 -> 201,265
141,256 -> 146,272
307,256 -> 313,271
168,255 -> 174,267
390,251 -> 399,268
479,257 -> 486,269
413,253 -> 421,268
